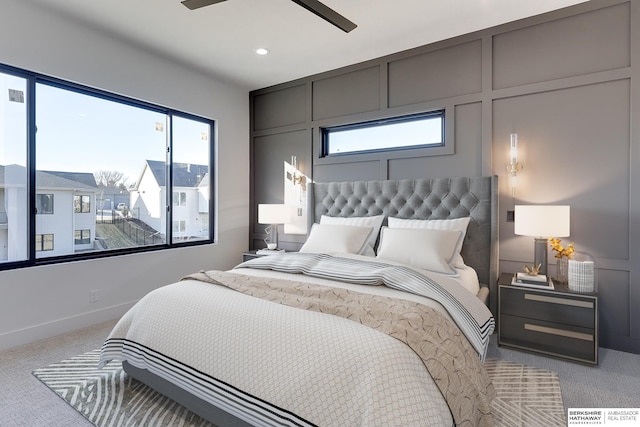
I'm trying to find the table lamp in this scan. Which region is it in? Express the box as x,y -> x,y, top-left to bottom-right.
514,205 -> 570,277
258,204 -> 290,250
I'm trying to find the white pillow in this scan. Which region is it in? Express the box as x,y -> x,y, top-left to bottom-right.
387,216 -> 470,268
300,223 -> 374,255
376,227 -> 462,275
320,214 -> 385,256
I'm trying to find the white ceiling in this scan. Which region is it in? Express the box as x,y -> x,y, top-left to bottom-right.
33,0 -> 588,91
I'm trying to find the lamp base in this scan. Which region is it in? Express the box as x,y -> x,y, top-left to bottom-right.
264,224 -> 279,250
533,237 -> 548,277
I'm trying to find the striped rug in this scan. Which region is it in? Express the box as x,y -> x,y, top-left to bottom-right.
33,351 -> 565,426
485,359 -> 566,426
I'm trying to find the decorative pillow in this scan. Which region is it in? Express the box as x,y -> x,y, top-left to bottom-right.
300,224 -> 374,255
320,214 -> 385,256
387,216 -> 471,268
376,227 -> 461,275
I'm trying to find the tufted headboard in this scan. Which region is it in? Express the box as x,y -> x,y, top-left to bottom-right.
306,176 -> 499,314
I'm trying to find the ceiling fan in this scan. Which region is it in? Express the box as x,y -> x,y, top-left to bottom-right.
181,0 -> 357,33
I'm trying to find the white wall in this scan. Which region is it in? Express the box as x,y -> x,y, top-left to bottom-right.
0,0 -> 250,350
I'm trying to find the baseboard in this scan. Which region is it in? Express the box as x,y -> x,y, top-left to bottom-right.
0,301 -> 136,352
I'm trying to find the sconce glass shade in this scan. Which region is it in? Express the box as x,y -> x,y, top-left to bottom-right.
515,205 -> 570,277
509,133 -> 518,164
506,133 -> 523,198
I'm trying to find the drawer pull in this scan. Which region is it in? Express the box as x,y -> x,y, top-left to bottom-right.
524,293 -> 593,308
524,323 -> 593,341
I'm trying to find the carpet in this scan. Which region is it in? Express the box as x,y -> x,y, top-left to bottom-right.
33,350 -> 566,426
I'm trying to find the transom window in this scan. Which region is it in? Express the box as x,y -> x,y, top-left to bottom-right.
322,110 -> 444,156
0,63 -> 214,270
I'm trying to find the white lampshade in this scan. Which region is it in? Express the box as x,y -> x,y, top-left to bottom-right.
515,205 -> 570,237
258,204 -> 290,225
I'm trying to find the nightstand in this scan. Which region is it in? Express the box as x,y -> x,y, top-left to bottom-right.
242,250 -> 289,262
498,272 -> 598,365
242,250 -> 261,262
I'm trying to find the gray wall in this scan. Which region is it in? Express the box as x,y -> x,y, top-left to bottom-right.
249,0 -> 640,354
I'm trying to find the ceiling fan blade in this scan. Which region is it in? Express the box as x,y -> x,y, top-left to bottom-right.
181,0 -> 227,11
291,0 -> 357,33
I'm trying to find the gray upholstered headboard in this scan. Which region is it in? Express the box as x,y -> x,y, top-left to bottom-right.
306,176 -> 499,315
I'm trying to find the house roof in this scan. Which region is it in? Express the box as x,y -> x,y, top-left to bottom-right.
198,173 -> 210,189
144,160 -> 209,188
38,170 -> 97,189
0,165 -> 97,190
97,186 -> 130,195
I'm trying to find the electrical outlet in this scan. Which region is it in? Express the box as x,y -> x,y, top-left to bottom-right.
89,289 -> 99,303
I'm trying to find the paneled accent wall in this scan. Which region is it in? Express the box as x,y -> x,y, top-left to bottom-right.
250,0 -> 640,353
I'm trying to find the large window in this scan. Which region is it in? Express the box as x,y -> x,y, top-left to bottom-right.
322,110 -> 444,156
0,64 -> 214,269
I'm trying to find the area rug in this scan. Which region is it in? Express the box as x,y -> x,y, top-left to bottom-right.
485,358 -> 566,426
33,350 -> 566,426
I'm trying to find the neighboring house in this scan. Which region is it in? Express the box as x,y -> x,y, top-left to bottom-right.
96,186 -> 130,212
34,170 -> 99,257
0,165 -> 27,262
130,160 -> 209,240
0,165 -> 99,261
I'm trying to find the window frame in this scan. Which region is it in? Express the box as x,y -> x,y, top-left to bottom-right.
74,195 -> 91,213
0,62 -> 216,271
321,110 -> 445,157
172,220 -> 186,233
74,229 -> 91,245
35,234 -> 54,252
35,194 -> 54,215
173,191 -> 187,207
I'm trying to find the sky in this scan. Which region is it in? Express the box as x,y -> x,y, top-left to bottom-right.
328,115 -> 443,154
2,73 -> 210,186
35,83 -> 210,184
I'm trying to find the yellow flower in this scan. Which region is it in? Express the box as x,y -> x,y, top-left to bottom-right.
548,237 -> 575,259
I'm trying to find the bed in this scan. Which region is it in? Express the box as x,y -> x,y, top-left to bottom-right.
99,176 -> 499,427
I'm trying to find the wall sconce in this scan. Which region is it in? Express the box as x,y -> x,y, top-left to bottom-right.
289,156 -> 304,187
258,204 -> 291,250
506,133 -> 523,198
515,205 -> 570,277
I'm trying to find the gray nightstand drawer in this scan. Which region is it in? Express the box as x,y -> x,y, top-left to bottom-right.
498,273 -> 598,365
500,286 -> 595,329
500,314 -> 596,363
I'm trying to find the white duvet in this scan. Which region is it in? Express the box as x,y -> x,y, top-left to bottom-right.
100,254 -> 493,426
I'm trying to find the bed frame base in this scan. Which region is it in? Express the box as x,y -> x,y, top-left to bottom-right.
122,361 -> 251,427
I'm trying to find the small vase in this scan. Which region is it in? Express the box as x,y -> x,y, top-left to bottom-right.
556,257 -> 568,284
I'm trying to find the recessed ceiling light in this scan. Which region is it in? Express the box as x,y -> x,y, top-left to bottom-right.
255,48 -> 270,56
